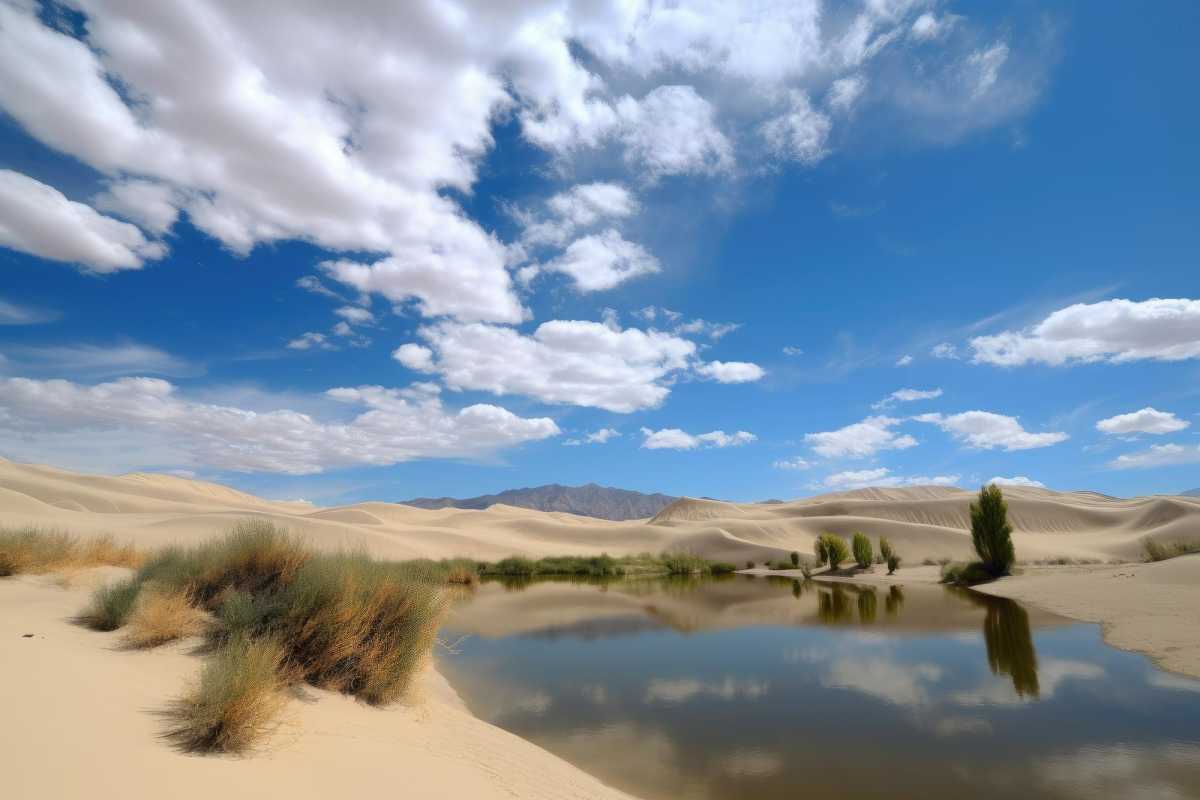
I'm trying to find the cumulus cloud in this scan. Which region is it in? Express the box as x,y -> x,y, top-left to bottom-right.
518,183 -> 638,249
761,91 -> 831,164
563,428 -> 620,446
817,469 -> 959,491
394,320 -> 697,413
872,387 -> 943,409
1108,443 -> 1200,471
539,230 -> 660,292
616,86 -> 734,178
1096,407 -> 1189,436
0,170 -> 166,272
286,332 -> 335,352
92,179 -> 180,235
695,360 -> 765,383
783,346 -> 804,356
915,411 -> 1068,450
896,354 -> 914,366
640,428 -> 756,450
989,476 -> 1046,488
805,416 -> 918,459
334,306 -> 375,326
970,299 -> 1200,366
0,377 -> 558,475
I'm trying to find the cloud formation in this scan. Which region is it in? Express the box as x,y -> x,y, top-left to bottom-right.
915,411 -> 1067,450
640,428 -> 756,451
805,416 -> 918,459
1096,407 -> 1189,436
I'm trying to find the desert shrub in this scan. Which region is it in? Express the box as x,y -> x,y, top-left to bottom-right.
790,551 -> 800,568
123,586 -> 208,648
486,556 -> 537,576
879,537 -> 894,562
710,562 -> 736,575
970,484 -> 1015,577
940,561 -> 993,587
800,563 -> 813,579
0,528 -> 139,576
815,534 -> 850,570
78,577 -> 142,631
166,634 -> 286,753
745,561 -> 755,569
852,532 -> 873,569
886,554 -> 902,575
1143,537 -> 1200,562
661,552 -> 710,575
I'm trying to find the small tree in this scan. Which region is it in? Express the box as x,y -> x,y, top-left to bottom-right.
879,537 -> 893,562
886,553 -> 901,575
852,532 -> 873,569
817,534 -> 849,570
971,484 -> 1015,576
790,551 -> 800,568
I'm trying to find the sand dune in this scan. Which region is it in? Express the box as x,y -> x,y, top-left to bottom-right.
2,458 -> 1198,567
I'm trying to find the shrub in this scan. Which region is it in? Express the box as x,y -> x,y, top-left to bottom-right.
166,634 -> 286,753
970,484 -> 1015,577
710,562 -> 736,575
879,537 -> 894,562
815,534 -> 850,570
78,577 -> 142,631
1143,537 -> 1200,562
123,586 -> 208,648
851,532 -> 873,569
746,561 -> 756,569
488,556 -> 537,576
800,563 -> 813,580
790,551 -> 800,568
940,561 -> 993,587
886,554 -> 901,575
661,552 -> 709,575
0,528 -> 139,576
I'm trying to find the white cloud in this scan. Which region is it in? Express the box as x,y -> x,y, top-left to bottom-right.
1096,407 -> 1189,436
0,170 -> 166,272
872,387 -> 943,409
805,416 -> 918,459
818,469 -> 959,490
695,360 -> 765,383
782,346 -> 804,356
915,411 -> 1068,450
1108,443 -> 1200,471
393,343 -> 435,372
519,183 -> 638,248
295,276 -> 344,301
828,76 -> 867,112
334,306 -> 375,326
286,332 -> 335,351
396,320 -> 697,413
640,428 -> 756,451
92,179 -> 180,234
2,342 -> 195,379
989,475 -> 1045,488
895,354 -> 914,366
0,298 -> 59,325
773,457 -> 812,471
0,377 -> 558,475
970,299 -> 1200,366
931,342 -> 959,359
616,86 -> 734,178
761,91 -> 831,164
563,428 -> 621,446
823,659 -> 943,706
539,229 -> 660,291
910,13 -> 957,41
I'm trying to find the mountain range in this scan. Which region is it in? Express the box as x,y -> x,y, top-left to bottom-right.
397,483 -> 678,521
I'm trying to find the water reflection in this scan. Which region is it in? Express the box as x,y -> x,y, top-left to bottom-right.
440,576 -> 1200,800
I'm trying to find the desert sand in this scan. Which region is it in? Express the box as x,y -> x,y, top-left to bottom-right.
2,456 -> 1199,797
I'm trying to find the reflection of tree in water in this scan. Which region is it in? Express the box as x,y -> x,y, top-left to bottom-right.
958,590 -> 1040,698
857,588 -> 877,624
817,586 -> 853,624
885,585 -> 904,616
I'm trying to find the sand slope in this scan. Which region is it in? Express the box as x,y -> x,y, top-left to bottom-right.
3,458 -> 1197,566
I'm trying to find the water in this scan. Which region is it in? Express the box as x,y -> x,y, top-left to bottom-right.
438,575 -> 1200,800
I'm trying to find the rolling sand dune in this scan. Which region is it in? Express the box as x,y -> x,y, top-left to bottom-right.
3,458 -> 1196,567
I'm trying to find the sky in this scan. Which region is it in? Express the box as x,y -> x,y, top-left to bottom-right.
0,0 -> 1197,505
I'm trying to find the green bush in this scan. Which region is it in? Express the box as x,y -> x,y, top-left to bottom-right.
879,537 -> 893,562
815,534 -> 850,570
78,577 -> 142,631
790,551 -> 800,568
851,532 -> 873,569
746,560 -> 755,569
970,484 -> 1015,576
886,554 -> 901,575
940,561 -> 993,586
710,562 -> 736,575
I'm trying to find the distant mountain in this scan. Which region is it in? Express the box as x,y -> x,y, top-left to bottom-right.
397,483 -> 678,521
1183,489 -> 1200,497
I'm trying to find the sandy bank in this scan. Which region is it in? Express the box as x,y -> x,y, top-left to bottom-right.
0,572 -> 633,800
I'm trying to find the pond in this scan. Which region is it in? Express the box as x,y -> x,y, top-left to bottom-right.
438,575 -> 1200,800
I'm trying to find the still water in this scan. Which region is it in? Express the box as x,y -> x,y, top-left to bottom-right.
439,575 -> 1200,800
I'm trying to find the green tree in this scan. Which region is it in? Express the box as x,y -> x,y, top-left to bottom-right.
879,537 -> 893,562
816,534 -> 849,570
851,532 -> 873,569
790,550 -> 800,568
970,484 -> 1016,576
886,553 -> 901,575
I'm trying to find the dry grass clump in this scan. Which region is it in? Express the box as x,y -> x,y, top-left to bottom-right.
1143,537 -> 1200,562
122,586 -> 209,648
166,634 -> 287,753
0,527 -> 139,576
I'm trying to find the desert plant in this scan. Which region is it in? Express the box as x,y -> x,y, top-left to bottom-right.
815,534 -> 850,570
166,634 -> 286,753
1142,537 -> 1200,562
78,577 -> 142,631
710,562 -> 736,575
800,563 -> 813,579
0,528 -> 139,576
790,551 -> 800,568
851,532 -> 873,569
886,554 -> 901,575
746,560 -> 756,569
940,561 -> 992,586
879,537 -> 893,562
123,586 -> 208,648
970,484 -> 1015,576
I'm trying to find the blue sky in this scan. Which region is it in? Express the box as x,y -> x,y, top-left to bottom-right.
0,1 -> 1197,504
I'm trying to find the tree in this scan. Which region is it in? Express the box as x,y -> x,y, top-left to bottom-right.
816,534 -> 849,570
886,553 -> 901,575
879,537 -> 893,562
851,532 -> 873,569
970,484 -> 1016,576
790,550 -> 800,568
